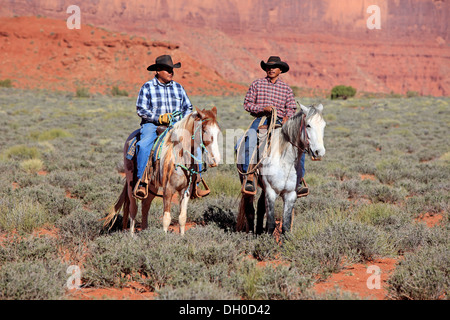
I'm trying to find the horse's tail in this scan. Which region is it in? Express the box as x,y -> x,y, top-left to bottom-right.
237,193 -> 256,232
236,195 -> 247,232
102,182 -> 128,231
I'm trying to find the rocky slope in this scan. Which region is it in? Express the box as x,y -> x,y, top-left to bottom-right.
0,16 -> 246,96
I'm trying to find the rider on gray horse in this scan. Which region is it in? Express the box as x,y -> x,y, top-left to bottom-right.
241,56 -> 308,197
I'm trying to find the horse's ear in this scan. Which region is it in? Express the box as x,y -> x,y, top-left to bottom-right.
195,107 -> 205,119
211,106 -> 217,117
300,104 -> 309,114
316,104 -> 323,113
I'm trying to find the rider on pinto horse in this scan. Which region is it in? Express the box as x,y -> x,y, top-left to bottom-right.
134,54 -> 210,199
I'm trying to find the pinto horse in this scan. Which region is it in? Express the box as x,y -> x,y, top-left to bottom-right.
104,107 -> 221,235
236,104 -> 326,235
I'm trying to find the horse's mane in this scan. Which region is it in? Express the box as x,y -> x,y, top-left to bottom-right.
160,112 -> 196,166
279,105 -> 323,154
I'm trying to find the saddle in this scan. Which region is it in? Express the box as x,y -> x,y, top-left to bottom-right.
128,126 -> 210,200
238,116 -> 281,195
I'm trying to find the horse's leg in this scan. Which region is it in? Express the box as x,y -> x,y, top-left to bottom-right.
162,186 -> 174,233
244,195 -> 255,233
178,190 -> 190,235
255,190 -> 266,235
126,179 -> 138,234
265,188 -> 277,234
141,192 -> 155,230
281,191 -> 296,234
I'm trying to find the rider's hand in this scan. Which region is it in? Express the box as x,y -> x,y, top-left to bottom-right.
263,106 -> 274,114
158,113 -> 173,125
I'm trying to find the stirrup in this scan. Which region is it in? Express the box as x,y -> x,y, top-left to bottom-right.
241,174 -> 257,195
193,178 -> 211,198
297,178 -> 309,198
132,179 -> 148,200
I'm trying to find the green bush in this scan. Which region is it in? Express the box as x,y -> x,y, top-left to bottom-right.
2,145 -> 40,161
0,79 -> 13,88
388,243 -> 449,299
0,260 -> 68,300
76,87 -> 90,98
330,85 -> 357,100
111,86 -> 129,97
0,196 -> 51,233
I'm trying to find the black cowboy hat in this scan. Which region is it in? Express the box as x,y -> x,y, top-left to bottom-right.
147,55 -> 181,71
260,56 -> 290,73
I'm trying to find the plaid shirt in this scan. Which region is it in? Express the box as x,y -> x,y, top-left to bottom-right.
243,77 -> 296,118
136,77 -> 193,125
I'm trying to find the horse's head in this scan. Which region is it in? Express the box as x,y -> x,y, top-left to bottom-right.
195,107 -> 221,167
300,104 -> 326,160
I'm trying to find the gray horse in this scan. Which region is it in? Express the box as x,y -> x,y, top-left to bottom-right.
237,104 -> 326,235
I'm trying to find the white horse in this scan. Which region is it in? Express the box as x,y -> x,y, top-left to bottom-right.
237,104 -> 326,235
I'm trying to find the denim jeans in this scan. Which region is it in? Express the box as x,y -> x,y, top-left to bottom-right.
136,122 -> 158,180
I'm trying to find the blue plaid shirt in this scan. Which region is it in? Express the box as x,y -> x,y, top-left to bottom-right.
136,77 -> 193,125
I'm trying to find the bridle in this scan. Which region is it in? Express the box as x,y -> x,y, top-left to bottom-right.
288,113 -> 312,159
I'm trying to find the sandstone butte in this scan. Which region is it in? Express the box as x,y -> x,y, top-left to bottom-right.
0,0 -> 448,97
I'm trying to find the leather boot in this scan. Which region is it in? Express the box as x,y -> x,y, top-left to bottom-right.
296,178 -> 309,198
243,173 -> 257,195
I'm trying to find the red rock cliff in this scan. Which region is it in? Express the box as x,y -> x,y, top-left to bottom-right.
1,0 -> 448,96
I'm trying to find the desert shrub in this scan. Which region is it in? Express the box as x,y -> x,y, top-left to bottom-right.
32,128 -> 73,141
252,233 -> 280,261
207,171 -> 242,197
406,91 -> 419,98
330,85 -> 356,100
0,195 -> 51,233
375,118 -> 401,129
0,260 -> 68,300
283,219 -> 389,279
75,87 -> 90,98
157,281 -> 239,300
388,244 -> 449,300
56,208 -> 103,246
20,158 -> 44,173
0,79 -> 12,87
2,145 -> 40,161
235,259 -> 308,300
354,203 -> 404,226
0,236 -> 59,264
367,184 -> 407,204
111,86 -> 129,97
18,185 -> 81,217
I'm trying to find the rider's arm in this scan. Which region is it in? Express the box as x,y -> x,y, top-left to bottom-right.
243,80 -> 265,114
136,82 -> 159,124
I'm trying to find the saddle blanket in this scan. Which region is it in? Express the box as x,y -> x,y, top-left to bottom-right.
126,128 -> 171,162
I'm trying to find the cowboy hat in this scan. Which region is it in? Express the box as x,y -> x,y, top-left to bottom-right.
260,56 -> 289,73
147,55 -> 181,71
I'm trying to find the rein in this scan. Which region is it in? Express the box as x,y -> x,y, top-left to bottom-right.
236,108 -> 278,176
288,113 -> 311,158
175,117 -> 211,196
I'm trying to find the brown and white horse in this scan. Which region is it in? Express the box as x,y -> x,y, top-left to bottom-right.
104,107 -> 221,235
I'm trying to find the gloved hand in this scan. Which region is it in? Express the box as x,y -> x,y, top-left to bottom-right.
158,113 -> 173,125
